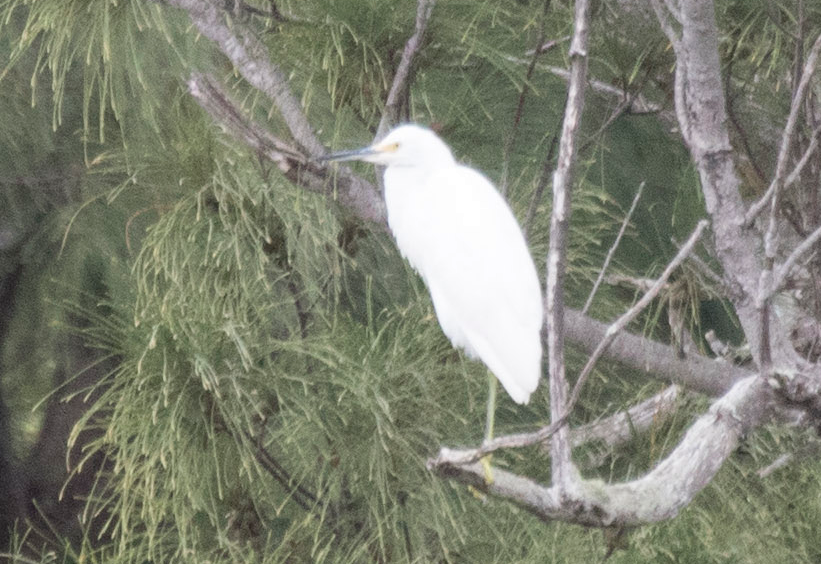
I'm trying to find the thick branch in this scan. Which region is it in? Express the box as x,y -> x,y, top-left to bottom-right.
665,0 -> 795,364
165,0 -> 325,155
188,73 -> 386,226
431,376 -> 775,527
428,385 -> 682,466
564,307 -> 750,395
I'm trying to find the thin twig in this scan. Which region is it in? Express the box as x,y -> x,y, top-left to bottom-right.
376,0 -> 435,139
772,222 -> 821,294
583,182 -> 644,314
501,0 -> 553,196
243,429 -> 318,511
784,125 -> 821,188
671,235 -> 725,287
545,0 -> 592,490
578,94 -> 634,154
524,130 -> 559,239
757,439 -> 821,478
431,385 -> 681,465
745,34 -> 821,226
564,220 -> 709,418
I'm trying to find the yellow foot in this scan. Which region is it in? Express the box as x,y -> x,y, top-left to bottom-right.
467,485 -> 487,502
480,454 -> 494,485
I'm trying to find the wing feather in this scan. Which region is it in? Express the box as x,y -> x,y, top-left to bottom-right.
385,164 -> 543,404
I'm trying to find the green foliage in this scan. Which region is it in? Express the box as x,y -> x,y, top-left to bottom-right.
2,0 -> 821,562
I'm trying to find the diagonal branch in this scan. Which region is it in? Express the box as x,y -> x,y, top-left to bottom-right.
583,182 -> 645,313
784,125 -> 821,188
165,0 -> 325,155
772,222 -> 821,294
745,34 -> 821,226
565,220 -> 709,418
430,376 -> 775,528
376,0 -> 436,138
188,73 -> 386,226
428,385 -> 682,466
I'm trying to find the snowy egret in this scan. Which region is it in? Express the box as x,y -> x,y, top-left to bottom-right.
322,124 -> 543,440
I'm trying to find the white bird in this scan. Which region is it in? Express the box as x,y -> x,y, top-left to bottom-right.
323,124 -> 542,433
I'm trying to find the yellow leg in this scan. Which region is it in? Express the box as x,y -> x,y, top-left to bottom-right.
481,371 -> 497,484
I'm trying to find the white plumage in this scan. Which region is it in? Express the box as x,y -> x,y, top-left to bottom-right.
324,124 -> 543,404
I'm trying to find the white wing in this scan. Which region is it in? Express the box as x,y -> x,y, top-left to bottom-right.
385,164 -> 543,404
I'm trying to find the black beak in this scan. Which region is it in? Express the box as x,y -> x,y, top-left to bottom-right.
318,147 -> 377,162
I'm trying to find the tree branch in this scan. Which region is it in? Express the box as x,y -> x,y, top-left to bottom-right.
772,222 -> 821,294
565,220 -> 709,418
545,0 -> 592,491
565,307 -> 751,393
376,0 -> 435,138
430,376 -> 775,528
745,34 -> 821,226
187,73 -> 386,226
165,0 -> 325,155
428,385 -> 682,467
583,182 -> 644,314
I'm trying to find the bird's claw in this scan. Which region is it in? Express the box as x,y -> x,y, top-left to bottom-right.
480,454 -> 494,485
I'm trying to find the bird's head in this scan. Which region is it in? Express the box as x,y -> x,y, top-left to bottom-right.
321,124 -> 455,168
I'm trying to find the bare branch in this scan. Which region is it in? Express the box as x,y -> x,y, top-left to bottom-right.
524,132 -> 559,239
578,94 -> 635,154
757,439 -> 821,478
376,0 -> 435,138
784,125 -> 821,188
745,34 -> 821,226
188,74 -> 306,169
564,307 -> 751,395
504,58 -> 668,119
583,182 -> 645,314
545,0 -> 592,490
565,220 -> 709,417
671,236 -> 725,287
571,385 -> 681,453
165,0 -> 325,155
188,73 -> 387,226
649,0 -> 681,51
429,385 -> 682,466
501,4 -> 556,197
772,222 -> 821,294
431,377 -> 775,527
